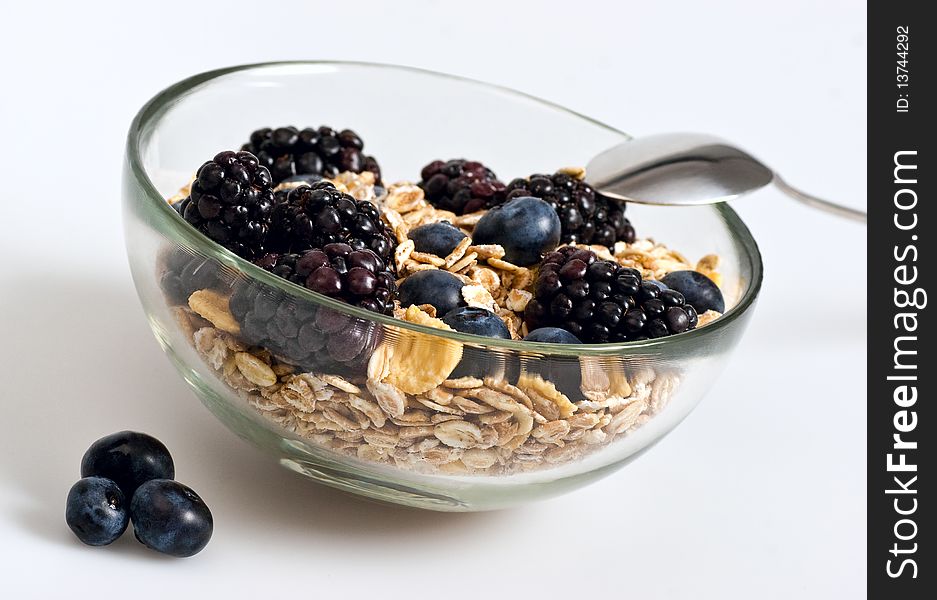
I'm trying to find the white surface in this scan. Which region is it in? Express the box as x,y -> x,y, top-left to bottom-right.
0,1 -> 866,598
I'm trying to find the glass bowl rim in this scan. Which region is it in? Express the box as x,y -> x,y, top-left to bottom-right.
125,60 -> 763,356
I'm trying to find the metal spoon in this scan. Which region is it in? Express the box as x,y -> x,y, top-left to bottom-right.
585,133 -> 867,223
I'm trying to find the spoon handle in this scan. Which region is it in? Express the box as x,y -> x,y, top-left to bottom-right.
773,174 -> 867,223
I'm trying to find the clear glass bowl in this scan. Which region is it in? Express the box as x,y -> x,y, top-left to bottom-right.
123,62 -> 762,511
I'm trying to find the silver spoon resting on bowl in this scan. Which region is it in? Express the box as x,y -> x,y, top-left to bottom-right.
585,133 -> 867,223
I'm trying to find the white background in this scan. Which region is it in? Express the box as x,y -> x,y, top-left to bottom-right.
0,1 -> 866,598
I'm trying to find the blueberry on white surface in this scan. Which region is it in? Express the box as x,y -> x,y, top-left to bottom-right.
65,477 -> 129,546
80,431 -> 174,498
130,479 -> 213,558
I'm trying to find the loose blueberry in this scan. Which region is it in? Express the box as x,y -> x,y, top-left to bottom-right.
130,479 -> 213,558
398,270 -> 465,315
65,477 -> 130,546
80,431 -> 174,498
442,307 -> 512,339
660,270 -> 725,313
409,222 -> 468,258
472,196 -> 561,266
523,327 -> 582,344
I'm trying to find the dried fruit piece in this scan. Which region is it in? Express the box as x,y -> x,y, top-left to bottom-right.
187,290 -> 240,334
697,309 -> 722,328
444,376 -> 484,389
517,373 -> 577,419
608,368 -> 633,398
467,244 -> 505,260
320,374 -> 361,395
447,252 -> 478,273
346,395 -> 386,428
556,166 -> 586,180
433,420 -> 483,449
394,239 -> 415,273
461,448 -> 498,469
380,306 -> 463,394
444,237 -> 472,268
506,289 -> 532,312
532,420 -> 571,445
383,182 -> 425,213
234,352 -> 277,387
367,341 -> 393,381
367,380 -> 407,418
461,285 -> 497,312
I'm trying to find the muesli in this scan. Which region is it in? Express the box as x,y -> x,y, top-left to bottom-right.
160,130 -> 726,474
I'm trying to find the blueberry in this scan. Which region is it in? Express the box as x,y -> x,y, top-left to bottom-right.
409,222 -> 467,258
518,329 -> 583,399
130,479 -> 213,558
472,196 -> 561,266
442,307 -> 512,379
398,270 -> 465,315
80,431 -> 174,498
442,307 -> 511,339
660,270 -> 725,313
523,327 -> 582,344
65,477 -> 129,546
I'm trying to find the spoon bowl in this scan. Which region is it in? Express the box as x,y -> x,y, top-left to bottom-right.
586,132 -> 866,222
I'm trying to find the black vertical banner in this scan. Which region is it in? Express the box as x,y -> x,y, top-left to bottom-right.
868,1 -> 932,596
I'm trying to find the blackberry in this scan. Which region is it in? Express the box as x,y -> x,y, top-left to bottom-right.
524,247 -> 697,343
254,244 -> 397,315
243,245 -> 393,373
419,159 -> 506,214
267,181 -> 395,268
228,280 -> 381,376
504,172 -> 636,246
241,126 -> 382,184
177,150 -> 275,259
159,249 -> 223,305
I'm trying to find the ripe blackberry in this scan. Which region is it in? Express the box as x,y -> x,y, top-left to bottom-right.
177,151 -> 275,259
419,159 -> 506,214
254,244 -> 397,315
159,249 -> 223,305
241,126 -> 382,184
267,181 -> 395,268
504,172 -> 636,246
524,247 -> 697,343
229,281 -> 381,376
